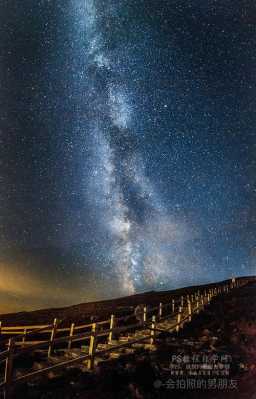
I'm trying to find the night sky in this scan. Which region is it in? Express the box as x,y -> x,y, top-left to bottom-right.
0,0 -> 256,312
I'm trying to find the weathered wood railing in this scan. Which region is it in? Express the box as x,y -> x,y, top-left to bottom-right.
0,277 -> 254,397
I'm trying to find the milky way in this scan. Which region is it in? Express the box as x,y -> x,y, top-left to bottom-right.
0,0 -> 256,310
71,0 -> 188,294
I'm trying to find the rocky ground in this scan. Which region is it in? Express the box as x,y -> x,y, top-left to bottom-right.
5,280 -> 256,399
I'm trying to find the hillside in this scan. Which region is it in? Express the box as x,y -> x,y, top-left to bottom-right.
0,278 -> 238,326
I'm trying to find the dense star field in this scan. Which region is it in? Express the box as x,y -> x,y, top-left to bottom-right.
0,0 -> 256,312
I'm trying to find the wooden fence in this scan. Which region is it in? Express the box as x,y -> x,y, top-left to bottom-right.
0,277 -> 254,397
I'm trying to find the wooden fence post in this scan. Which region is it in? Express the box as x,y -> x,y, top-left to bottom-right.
108,314 -> 115,344
181,296 -> 184,309
158,303 -> 163,320
68,323 -> 75,350
150,315 -> 156,345
172,299 -> 175,313
48,318 -> 58,358
188,300 -> 192,322
88,323 -> 97,370
4,338 -> 14,399
176,306 -> 182,333
196,297 -> 200,313
143,306 -> 147,325
22,328 -> 27,348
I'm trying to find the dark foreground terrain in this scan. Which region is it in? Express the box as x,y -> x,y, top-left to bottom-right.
4,280 -> 256,399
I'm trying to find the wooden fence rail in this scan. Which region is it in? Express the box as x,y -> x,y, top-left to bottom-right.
0,277 -> 254,397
